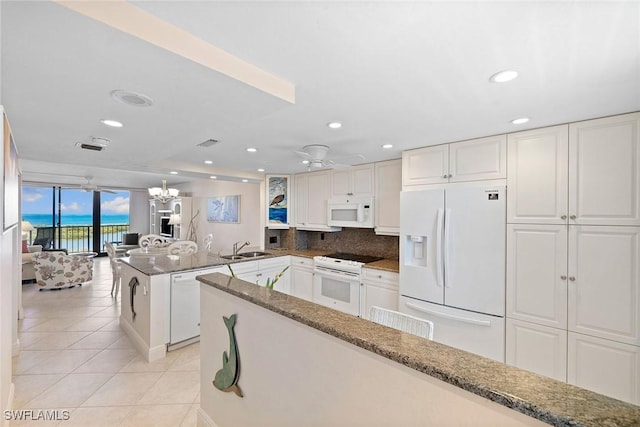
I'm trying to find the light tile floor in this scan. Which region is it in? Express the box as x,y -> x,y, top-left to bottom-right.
12,257 -> 199,426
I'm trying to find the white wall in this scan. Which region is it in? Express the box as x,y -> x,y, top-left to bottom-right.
129,189 -> 150,235
1,115 -> 18,421
177,179 -> 264,254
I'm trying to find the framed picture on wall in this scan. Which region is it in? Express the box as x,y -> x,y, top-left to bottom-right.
3,111 -> 19,231
207,195 -> 240,223
266,175 -> 290,229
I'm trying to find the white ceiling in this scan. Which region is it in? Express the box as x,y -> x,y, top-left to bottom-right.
2,1 -> 639,189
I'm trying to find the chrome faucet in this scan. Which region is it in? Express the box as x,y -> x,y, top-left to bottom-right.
233,241 -> 250,256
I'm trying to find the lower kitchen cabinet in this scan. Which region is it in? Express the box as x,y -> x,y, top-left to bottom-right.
506,318 -> 567,382
361,268 -> 399,319
568,332 -> 640,405
229,257 -> 292,295
290,256 -> 314,301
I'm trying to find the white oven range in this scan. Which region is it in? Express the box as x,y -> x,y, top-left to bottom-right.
313,253 -> 383,316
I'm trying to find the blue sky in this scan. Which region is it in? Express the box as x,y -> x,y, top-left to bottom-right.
22,186 -> 130,215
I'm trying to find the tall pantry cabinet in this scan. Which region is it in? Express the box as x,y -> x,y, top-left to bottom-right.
505,112 -> 640,405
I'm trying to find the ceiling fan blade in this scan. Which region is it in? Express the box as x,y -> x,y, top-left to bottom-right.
295,150 -> 313,158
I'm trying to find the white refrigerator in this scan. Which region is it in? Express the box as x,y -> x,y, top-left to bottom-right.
399,185 -> 506,361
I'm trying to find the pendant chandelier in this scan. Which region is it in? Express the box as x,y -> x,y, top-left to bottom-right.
148,179 -> 179,204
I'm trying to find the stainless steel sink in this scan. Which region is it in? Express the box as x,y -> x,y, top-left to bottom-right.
220,255 -> 245,260
238,251 -> 269,258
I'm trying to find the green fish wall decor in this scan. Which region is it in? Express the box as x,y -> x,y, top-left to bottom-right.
213,314 -> 243,398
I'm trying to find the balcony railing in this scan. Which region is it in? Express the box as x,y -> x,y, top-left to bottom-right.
33,224 -> 131,253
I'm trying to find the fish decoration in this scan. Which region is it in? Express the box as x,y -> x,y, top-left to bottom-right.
213,314 -> 243,398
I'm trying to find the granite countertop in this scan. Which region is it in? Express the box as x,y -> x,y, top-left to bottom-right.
121,248 -> 399,275
197,272 -> 639,427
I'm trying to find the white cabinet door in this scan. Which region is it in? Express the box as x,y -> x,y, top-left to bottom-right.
258,267 -> 291,295
361,268 -> 399,319
506,319 -> 567,382
291,267 -> 313,301
374,159 -> 401,235
449,135 -> 506,183
507,125 -> 569,224
361,283 -> 399,319
306,171 -> 332,228
332,165 -> 374,197
569,112 -> 640,226
568,332 -> 640,405
568,226 -> 640,346
352,164 -> 374,196
506,224 -> 568,329
402,145 -> 448,186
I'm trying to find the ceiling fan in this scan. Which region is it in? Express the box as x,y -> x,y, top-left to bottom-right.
79,177 -> 117,194
295,144 -> 365,170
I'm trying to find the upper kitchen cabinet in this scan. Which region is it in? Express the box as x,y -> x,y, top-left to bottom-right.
331,164 -> 374,197
508,112 -> 640,226
568,113 -> 640,226
374,159 -> 401,235
293,171 -> 341,232
402,135 -> 506,186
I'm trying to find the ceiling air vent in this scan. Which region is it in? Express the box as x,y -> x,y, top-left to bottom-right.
198,139 -> 219,147
76,137 -> 110,152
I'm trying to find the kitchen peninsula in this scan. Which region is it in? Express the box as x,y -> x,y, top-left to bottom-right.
197,272 -> 639,427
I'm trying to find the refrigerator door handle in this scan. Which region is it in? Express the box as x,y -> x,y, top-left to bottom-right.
405,302 -> 491,327
443,208 -> 451,288
435,208 -> 444,287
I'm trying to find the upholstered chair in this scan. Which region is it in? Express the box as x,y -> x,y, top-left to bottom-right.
32,251 -> 93,290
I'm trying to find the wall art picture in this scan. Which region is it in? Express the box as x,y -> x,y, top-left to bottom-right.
267,175 -> 289,229
3,112 -> 19,231
207,195 -> 240,223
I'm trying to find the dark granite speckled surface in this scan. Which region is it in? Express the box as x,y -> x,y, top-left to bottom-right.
121,249 -> 398,276
198,272 -> 639,427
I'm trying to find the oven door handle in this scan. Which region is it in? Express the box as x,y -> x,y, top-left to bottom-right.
313,268 -> 360,281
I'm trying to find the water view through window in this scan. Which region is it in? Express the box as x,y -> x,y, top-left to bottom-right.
22,185 -> 130,253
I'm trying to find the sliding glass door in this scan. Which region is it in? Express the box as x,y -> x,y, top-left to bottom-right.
22,185 -> 131,254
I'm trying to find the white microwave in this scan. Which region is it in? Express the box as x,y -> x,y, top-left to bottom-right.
327,196 -> 374,228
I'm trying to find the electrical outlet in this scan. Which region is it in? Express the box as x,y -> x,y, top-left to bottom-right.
321,233 -> 325,240
269,236 -> 278,244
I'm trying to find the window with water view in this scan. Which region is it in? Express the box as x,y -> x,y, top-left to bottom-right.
22,185 -> 131,254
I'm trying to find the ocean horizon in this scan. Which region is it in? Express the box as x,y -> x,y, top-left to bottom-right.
23,213 -> 129,227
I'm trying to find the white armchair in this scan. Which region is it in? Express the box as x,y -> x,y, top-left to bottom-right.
21,244 -> 43,282
32,251 -> 93,290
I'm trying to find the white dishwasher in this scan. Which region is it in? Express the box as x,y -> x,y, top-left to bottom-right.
170,267 -> 223,349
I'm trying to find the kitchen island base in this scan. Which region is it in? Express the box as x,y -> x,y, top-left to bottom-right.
198,278 -> 546,427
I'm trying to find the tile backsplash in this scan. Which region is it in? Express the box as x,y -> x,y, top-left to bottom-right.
265,227 -> 399,260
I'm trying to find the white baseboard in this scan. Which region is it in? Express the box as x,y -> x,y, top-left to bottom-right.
12,338 -> 20,357
4,382 -> 15,427
118,316 -> 166,362
197,407 -> 218,427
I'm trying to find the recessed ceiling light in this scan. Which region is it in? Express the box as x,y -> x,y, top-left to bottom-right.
110,90 -> 154,107
511,117 -> 530,125
242,179 -> 248,183
169,171 -> 178,175
246,148 -> 257,153
382,144 -> 393,149
210,176 -> 217,179
257,168 -> 265,172
302,160 -> 310,164
327,122 -> 342,129
489,70 -> 518,83
100,119 -> 123,128
204,160 -> 213,165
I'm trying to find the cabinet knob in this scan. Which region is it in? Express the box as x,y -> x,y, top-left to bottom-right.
570,215 -> 577,220
561,215 -> 567,220
443,174 -> 448,179
569,276 -> 576,282
560,275 -> 567,280
448,174 -> 453,178
378,275 -> 382,279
